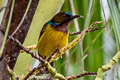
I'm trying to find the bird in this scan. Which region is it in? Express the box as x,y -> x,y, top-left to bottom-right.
37,12 -> 80,60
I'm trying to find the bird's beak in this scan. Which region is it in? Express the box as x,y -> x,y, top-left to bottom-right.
70,15 -> 83,20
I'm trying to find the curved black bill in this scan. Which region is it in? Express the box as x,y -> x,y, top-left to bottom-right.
70,15 -> 84,20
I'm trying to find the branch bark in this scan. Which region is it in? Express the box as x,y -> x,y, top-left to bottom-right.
0,0 -> 39,79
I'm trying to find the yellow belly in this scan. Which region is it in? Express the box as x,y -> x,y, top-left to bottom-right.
37,25 -> 69,59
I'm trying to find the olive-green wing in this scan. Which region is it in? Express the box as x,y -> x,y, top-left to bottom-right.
38,23 -> 48,40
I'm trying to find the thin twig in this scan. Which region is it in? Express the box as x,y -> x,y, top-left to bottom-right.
47,46 -> 59,62
69,26 -> 105,36
20,44 -> 36,53
23,65 -> 46,80
8,36 -> 45,63
65,72 -> 97,80
90,26 -> 105,32
100,0 -> 108,30
11,0 -> 32,37
69,31 -> 82,36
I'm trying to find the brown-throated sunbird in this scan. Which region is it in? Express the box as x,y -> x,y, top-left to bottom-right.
37,12 -> 80,60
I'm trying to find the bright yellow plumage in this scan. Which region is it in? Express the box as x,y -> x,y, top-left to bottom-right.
37,24 -> 69,59
37,12 -> 79,60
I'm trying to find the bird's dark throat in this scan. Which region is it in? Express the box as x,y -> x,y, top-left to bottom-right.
54,22 -> 70,33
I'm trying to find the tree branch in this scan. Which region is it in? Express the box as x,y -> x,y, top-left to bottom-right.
0,0 -> 39,79
69,26 -> 104,36
65,72 -> 97,80
95,51 -> 120,80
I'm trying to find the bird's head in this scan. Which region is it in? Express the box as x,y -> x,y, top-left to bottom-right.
48,12 -> 80,32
